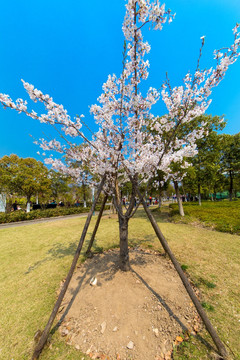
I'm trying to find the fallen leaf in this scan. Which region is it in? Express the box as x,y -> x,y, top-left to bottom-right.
176,336 -> 183,343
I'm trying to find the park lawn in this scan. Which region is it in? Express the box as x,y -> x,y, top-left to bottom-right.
170,200 -> 240,235
0,208 -> 239,360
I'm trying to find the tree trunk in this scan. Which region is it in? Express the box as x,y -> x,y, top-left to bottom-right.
198,183 -> 202,206
213,186 -> 217,201
83,181 -> 87,207
229,170 -> 233,201
26,202 -> 31,213
158,197 -> 162,208
26,196 -> 31,213
174,181 -> 184,217
158,188 -> 163,208
111,199 -> 116,214
0,193 -> 6,213
118,215 -> 130,271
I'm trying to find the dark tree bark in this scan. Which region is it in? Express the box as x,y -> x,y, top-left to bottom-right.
118,215 -> 130,271
174,181 -> 184,217
158,196 -> 162,208
134,183 -> 228,359
85,194 -> 108,256
110,198 -> 116,214
112,176 -> 137,272
157,186 -> 163,209
32,175 -> 106,360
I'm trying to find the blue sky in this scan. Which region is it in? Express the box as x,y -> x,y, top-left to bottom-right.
0,0 -> 240,159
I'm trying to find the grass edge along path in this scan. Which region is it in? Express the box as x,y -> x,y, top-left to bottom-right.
0,207 -> 239,359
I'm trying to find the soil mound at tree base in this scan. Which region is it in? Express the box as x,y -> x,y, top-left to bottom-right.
57,248 -> 201,360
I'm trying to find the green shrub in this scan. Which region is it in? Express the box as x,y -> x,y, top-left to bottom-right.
0,204 -> 110,224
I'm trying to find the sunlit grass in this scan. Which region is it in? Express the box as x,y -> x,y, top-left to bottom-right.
170,200 -> 240,235
0,207 -> 239,359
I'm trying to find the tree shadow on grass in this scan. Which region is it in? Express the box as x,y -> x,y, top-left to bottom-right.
128,234 -> 158,248
25,242 -> 77,274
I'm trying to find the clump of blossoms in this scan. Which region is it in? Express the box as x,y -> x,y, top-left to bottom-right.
1,2 -> 239,192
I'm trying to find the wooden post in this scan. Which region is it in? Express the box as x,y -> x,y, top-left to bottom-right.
85,194 -> 108,256
134,184 -> 228,359
32,175 -> 106,360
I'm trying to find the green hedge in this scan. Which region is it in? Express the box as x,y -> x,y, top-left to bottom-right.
169,200 -> 240,235
0,204 -> 110,224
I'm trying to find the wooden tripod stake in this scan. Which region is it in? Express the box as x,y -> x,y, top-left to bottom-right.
85,194 -> 108,256
32,175 -> 106,360
134,184 -> 228,359
32,175 -> 228,359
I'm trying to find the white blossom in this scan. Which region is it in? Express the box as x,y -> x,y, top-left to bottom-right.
0,1 -> 239,191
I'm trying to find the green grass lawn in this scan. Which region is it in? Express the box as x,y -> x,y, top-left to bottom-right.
0,207 -> 239,359
170,200 -> 240,235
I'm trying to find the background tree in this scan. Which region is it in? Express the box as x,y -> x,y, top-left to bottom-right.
150,114 -> 225,213
220,132 -> 240,200
148,170 -> 170,208
0,155 -> 51,211
48,170 -> 73,204
185,115 -> 225,204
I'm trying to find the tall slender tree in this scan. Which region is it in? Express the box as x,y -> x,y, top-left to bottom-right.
0,155 -> 51,209
220,133 -> 240,200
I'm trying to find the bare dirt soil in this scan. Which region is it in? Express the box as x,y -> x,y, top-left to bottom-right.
57,248 -> 201,360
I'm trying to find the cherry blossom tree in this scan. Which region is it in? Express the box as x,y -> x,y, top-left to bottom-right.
1,2 -> 239,270
0,1 -> 239,358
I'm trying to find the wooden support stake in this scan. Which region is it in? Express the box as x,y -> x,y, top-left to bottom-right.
85,194 -> 108,256
135,185 -> 228,359
32,175 -> 106,360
